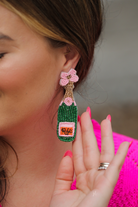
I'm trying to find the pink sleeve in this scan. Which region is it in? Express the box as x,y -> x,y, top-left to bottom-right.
71,119 -> 138,206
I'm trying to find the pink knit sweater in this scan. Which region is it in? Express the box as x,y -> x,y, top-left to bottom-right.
0,119 -> 137,207
71,119 -> 138,206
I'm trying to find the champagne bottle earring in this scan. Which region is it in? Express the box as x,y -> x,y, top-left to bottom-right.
57,68 -> 79,142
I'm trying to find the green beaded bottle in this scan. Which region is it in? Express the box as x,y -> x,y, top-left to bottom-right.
57,101 -> 78,142
57,68 -> 79,142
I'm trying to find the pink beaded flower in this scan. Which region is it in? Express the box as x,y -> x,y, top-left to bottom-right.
60,69 -> 79,86
64,97 -> 73,106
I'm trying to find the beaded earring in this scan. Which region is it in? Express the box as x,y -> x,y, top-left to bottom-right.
57,68 -> 79,142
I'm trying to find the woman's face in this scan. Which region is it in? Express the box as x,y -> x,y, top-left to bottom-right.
0,5 -> 65,135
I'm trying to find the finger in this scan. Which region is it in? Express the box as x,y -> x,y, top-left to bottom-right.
72,122 -> 86,176
80,142 -> 130,207
81,112 -> 100,170
99,119 -> 114,164
104,141 -> 130,190
53,152 -> 74,196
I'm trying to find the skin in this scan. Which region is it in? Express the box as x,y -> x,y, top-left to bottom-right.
0,4 -> 130,207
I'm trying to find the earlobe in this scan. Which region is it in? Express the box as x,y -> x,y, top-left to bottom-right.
63,45 -> 80,72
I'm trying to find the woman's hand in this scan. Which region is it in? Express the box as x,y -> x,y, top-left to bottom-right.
50,111 -> 130,207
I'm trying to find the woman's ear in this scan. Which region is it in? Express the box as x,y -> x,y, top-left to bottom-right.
63,45 -> 80,72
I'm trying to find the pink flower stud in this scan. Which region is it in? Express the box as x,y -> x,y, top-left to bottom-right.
60,69 -> 79,86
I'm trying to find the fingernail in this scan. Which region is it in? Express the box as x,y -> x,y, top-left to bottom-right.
78,115 -> 80,123
63,150 -> 73,158
78,115 -> 81,125
129,141 -> 133,148
106,114 -> 111,122
86,107 -> 91,119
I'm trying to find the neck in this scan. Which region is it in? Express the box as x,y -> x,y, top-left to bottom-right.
1,92 -> 72,206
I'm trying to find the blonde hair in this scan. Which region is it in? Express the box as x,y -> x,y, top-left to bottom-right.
0,1 -> 72,43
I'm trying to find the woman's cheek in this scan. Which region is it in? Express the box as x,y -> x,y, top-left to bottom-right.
0,51 -> 58,111
0,56 -> 30,92
0,52 -> 43,91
